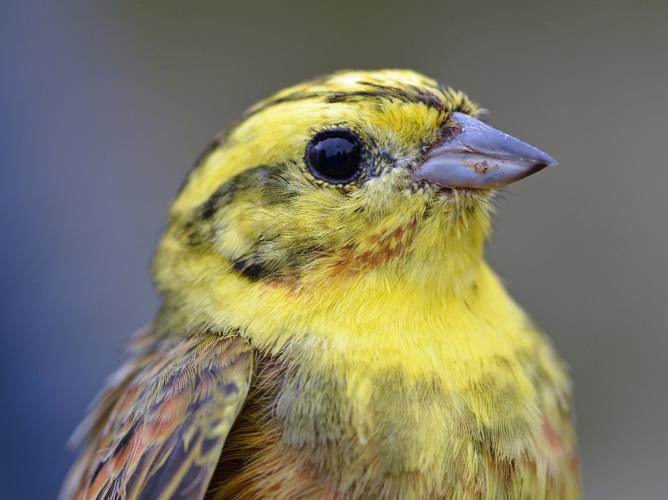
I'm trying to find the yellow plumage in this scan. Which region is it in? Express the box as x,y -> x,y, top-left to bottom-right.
64,69 -> 579,499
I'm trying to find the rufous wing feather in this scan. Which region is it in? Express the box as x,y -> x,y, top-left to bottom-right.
61,329 -> 253,500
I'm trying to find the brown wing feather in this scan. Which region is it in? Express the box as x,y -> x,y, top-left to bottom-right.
61,329 -> 254,500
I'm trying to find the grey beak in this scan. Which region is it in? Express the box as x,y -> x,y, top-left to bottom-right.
413,112 -> 557,189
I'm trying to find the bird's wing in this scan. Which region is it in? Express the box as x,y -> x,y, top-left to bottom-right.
61,328 -> 254,500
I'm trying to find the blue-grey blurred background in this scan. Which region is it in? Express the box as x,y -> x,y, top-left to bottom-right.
2,1 -> 667,498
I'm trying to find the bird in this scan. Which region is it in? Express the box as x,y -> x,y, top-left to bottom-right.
61,69 -> 580,499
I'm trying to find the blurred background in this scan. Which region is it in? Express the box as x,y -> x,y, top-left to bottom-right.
2,0 -> 667,498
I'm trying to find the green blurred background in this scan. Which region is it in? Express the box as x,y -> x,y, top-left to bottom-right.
2,1 -> 667,498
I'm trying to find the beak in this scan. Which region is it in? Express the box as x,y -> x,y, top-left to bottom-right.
413,112 -> 557,189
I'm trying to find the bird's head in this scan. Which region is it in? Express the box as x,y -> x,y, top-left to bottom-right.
154,70 -> 555,336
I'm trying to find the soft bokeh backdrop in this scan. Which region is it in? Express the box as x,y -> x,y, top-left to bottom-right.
2,1 -> 667,498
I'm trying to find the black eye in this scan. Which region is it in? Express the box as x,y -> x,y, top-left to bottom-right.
305,129 -> 362,183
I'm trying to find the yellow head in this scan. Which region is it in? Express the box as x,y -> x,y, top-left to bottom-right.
153,69 -> 554,347
152,71 -> 576,497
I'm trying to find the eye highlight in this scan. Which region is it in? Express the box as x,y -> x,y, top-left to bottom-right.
305,129 -> 362,184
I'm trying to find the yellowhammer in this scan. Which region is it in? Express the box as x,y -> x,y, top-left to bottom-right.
62,69 -> 579,499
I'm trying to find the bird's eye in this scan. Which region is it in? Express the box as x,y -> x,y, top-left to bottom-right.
305,129 -> 362,184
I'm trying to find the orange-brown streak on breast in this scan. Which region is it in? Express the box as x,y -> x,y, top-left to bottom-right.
329,219 -> 417,279
207,359 -> 340,500
542,418 -> 562,450
264,275 -> 303,295
261,220 -> 418,294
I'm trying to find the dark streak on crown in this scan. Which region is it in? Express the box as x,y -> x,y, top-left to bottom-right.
245,81 -> 445,119
325,83 -> 444,110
